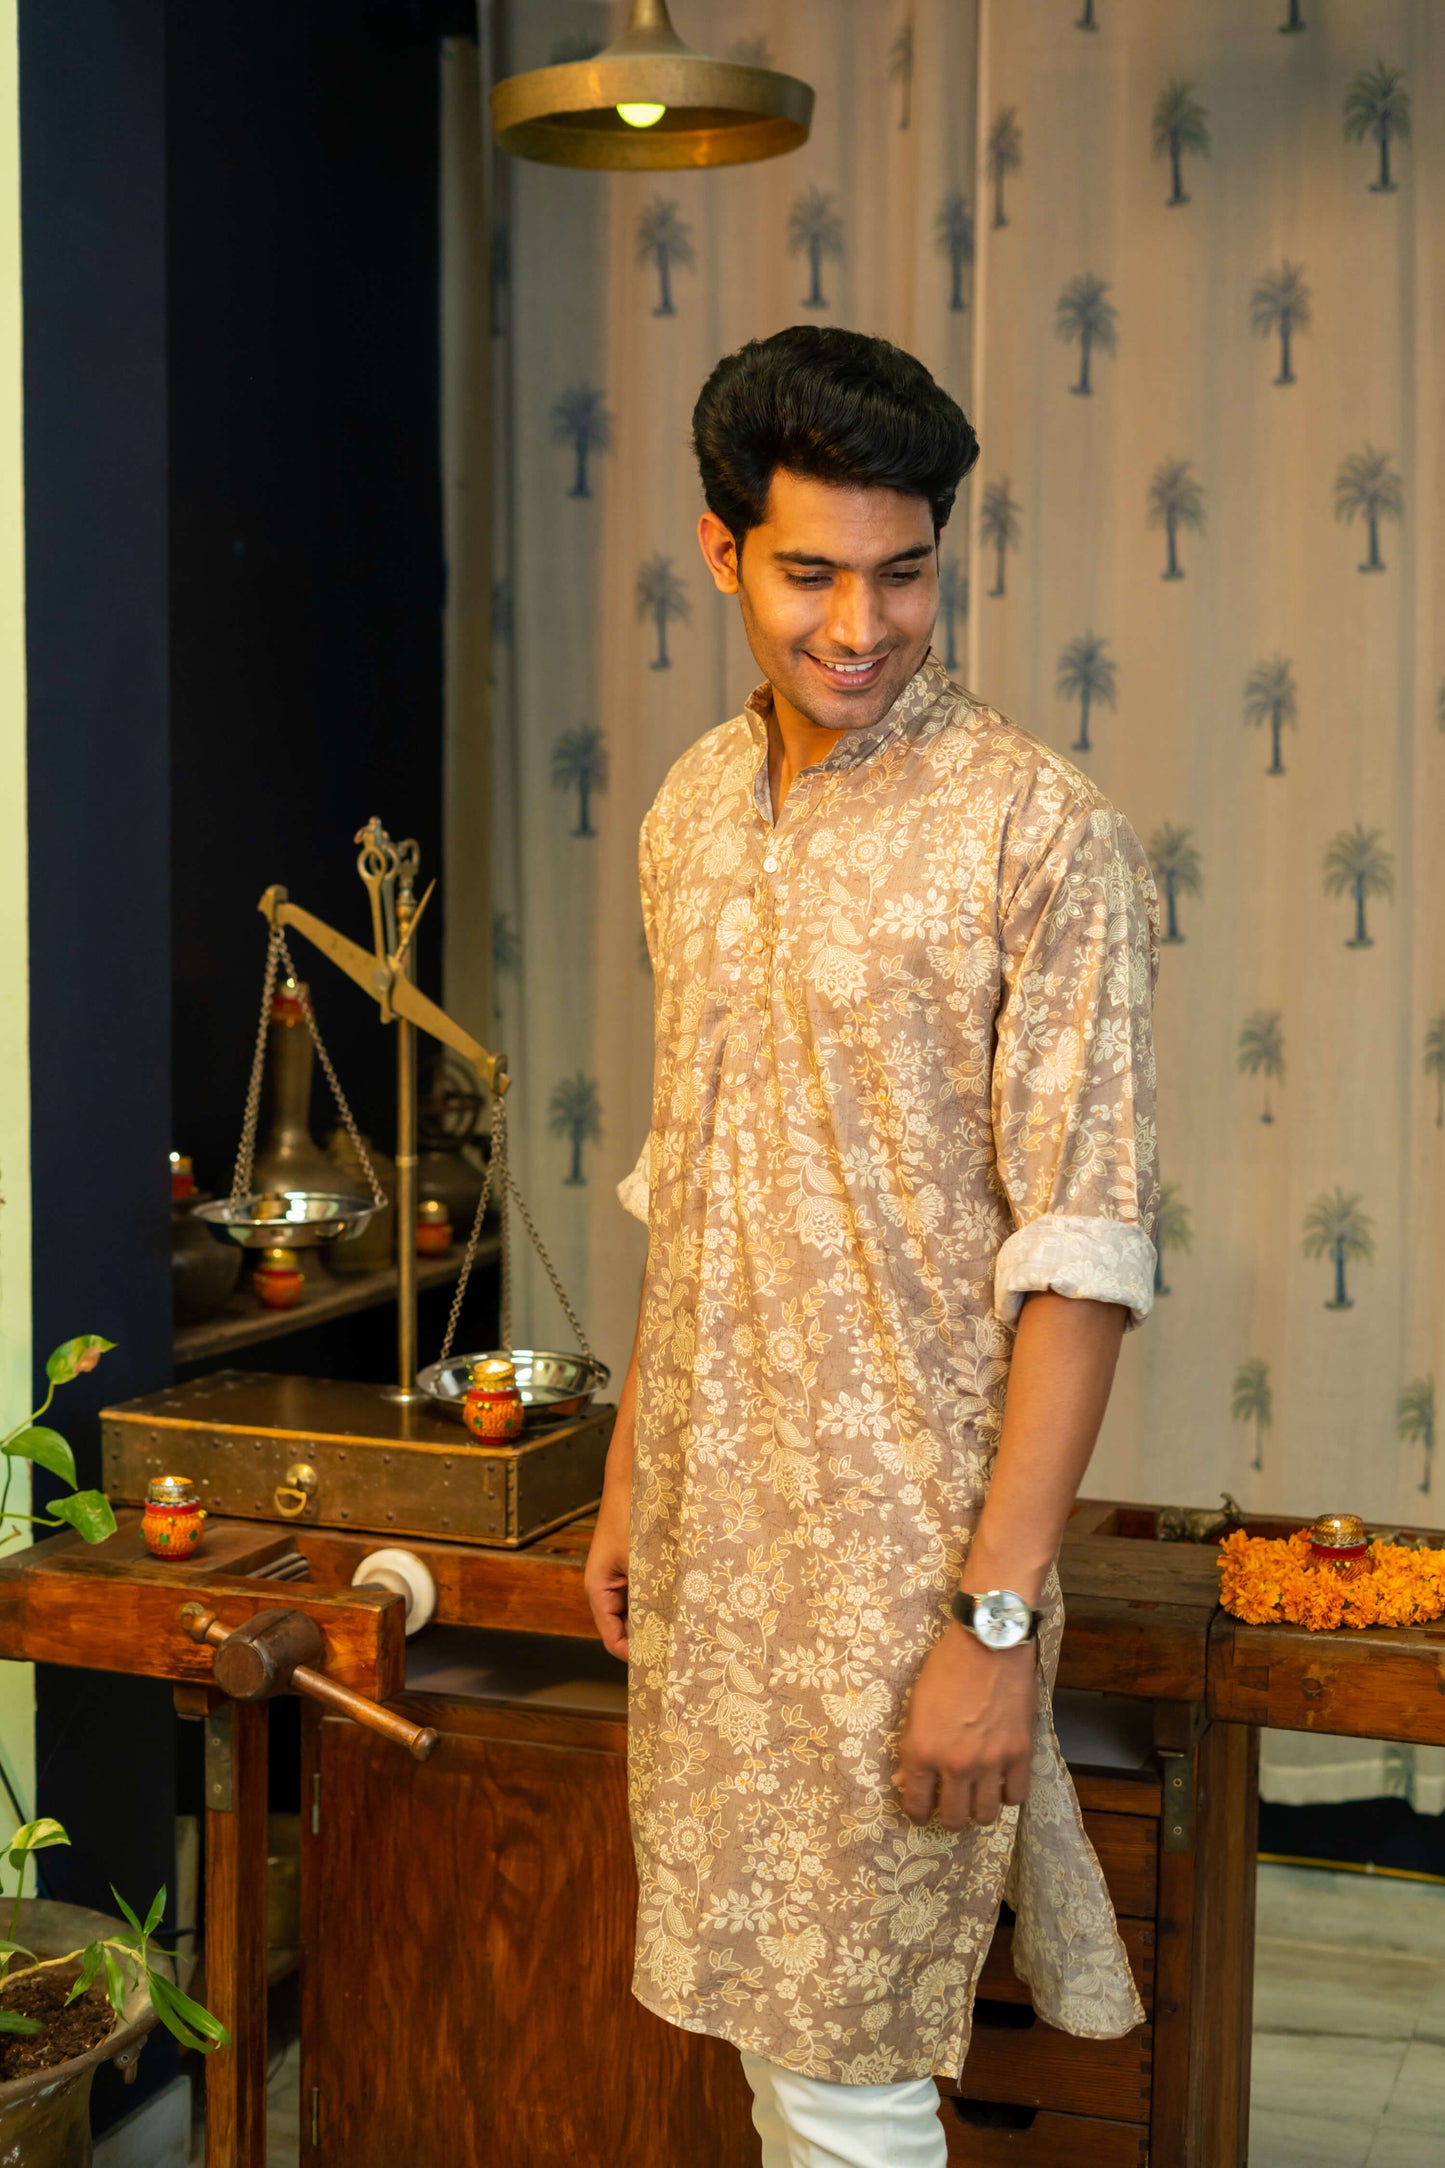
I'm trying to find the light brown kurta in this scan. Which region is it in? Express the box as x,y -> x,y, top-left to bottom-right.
620,651 -> 1159,2082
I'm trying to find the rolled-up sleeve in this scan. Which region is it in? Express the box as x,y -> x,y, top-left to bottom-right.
991,802 -> 1161,1330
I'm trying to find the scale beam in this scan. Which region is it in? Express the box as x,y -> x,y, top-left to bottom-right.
257,885 -> 508,1097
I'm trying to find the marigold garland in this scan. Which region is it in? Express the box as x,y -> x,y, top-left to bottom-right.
1217,1527 -> 1445,1632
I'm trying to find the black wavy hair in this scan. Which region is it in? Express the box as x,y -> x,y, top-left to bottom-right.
691,325 -> 979,547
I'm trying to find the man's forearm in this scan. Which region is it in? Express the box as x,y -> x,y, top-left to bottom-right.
962,1290 -> 1128,1606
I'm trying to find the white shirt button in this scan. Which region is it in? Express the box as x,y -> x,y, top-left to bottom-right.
763,856 -> 778,874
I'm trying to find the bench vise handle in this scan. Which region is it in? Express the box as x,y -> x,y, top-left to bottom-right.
179,1602 -> 437,1763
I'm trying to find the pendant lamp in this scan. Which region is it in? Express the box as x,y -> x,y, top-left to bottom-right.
490,0 -> 814,171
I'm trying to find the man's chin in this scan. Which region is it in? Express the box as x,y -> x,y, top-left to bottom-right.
782,660 -> 910,733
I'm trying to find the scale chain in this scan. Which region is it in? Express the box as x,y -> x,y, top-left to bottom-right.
435,1092 -> 594,1366
230,923 -> 286,1208
277,932 -> 387,1208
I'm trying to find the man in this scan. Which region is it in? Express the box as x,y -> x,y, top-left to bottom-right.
585,324 -> 1158,2168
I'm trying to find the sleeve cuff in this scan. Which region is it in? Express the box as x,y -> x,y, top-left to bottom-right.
994,1214 -> 1156,1330
616,1134 -> 652,1225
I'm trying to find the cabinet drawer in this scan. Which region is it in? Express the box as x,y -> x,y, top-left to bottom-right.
946,2005 -> 1151,2122
977,1915 -> 1154,2012
936,2092 -> 1149,2167
1081,1809 -> 1158,1919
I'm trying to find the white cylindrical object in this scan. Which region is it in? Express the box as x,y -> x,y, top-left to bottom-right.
351,1548 -> 438,1636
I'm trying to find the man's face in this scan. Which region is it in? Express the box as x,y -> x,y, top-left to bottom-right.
697,471 -> 940,733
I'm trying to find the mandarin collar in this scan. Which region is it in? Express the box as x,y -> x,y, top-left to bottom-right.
743,649 -> 950,780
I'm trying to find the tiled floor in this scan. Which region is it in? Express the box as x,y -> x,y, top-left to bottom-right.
1250,1864 -> 1445,2168
230,1863 -> 1445,2164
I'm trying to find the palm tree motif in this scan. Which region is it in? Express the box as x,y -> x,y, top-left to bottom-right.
1056,633 -> 1116,754
1231,1359 -> 1273,1473
636,554 -> 691,671
636,198 -> 694,318
1237,1011 -> 1285,1123
1147,824 -> 1202,945
1056,274 -> 1117,397
1076,0 -> 1099,27
1422,1012 -> 1445,1128
491,911 -> 519,1015
490,575 -> 513,647
1147,457 -> 1205,581
1399,1377 -> 1436,1496
1344,62 -> 1410,194
935,193 -> 974,313
1279,0 -> 1305,30
789,188 -> 843,310
987,108 -> 1023,230
889,20 -> 914,130
1302,1188 -> 1374,1310
1250,262 -> 1311,386
1243,656 -> 1296,775
1333,445 -> 1403,573
937,559 -> 967,670
550,383 -> 612,500
1153,1186 -> 1192,1296
1322,824 -> 1394,948
548,1073 -> 601,1187
979,479 -> 1021,598
1153,81 -> 1210,207
551,724 -> 609,838
727,36 -> 773,66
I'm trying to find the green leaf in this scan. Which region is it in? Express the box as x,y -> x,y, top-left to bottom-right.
148,1969 -> 229,2052
44,1337 -> 115,1385
0,1942 -> 34,1966
142,1886 -> 166,1938
108,1888 -> 144,1938
0,2010 -> 43,2036
102,1948 -> 126,2017
7,1818 -> 69,1867
66,1943 -> 104,2005
46,1491 -> 116,1545
2,1428 -> 76,1486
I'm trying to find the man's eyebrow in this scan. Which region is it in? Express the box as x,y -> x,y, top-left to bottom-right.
771,543 -> 936,568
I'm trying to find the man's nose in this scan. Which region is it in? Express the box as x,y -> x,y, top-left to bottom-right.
823,576 -> 888,654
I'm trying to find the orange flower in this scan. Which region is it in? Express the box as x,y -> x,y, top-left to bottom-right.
1218,1529 -> 1445,1632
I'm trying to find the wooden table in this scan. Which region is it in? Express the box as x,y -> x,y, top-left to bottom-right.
0,1497 -> 1441,2167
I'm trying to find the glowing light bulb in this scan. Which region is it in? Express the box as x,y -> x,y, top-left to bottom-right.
616,101 -> 666,128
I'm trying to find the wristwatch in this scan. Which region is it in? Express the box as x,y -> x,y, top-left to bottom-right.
950,1588 -> 1039,1650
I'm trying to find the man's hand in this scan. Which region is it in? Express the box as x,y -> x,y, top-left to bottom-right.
893,1623 -> 1035,1830
585,1480 -> 630,1660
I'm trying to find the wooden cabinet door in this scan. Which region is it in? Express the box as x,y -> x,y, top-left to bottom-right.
300,1695 -> 759,2167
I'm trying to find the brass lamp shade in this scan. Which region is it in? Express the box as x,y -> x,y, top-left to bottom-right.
491,0 -> 814,171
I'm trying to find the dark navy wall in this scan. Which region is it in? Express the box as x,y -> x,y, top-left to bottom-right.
19,0 -> 176,2128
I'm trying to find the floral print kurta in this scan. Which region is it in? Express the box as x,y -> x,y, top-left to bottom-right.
617,651 -> 1159,2083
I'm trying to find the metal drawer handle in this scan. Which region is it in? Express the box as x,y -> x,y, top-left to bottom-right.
274,1461 -> 318,1518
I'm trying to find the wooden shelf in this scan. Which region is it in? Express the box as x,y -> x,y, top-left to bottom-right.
173,1234 -> 502,1366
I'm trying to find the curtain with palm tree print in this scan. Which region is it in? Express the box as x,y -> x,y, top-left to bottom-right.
468,0 -> 979,1409
455,2 -> 1443,1809
971,0 -> 1445,1812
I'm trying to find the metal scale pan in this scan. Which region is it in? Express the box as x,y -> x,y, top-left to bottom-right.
194,1190 -> 380,1249
416,1349 -> 610,1430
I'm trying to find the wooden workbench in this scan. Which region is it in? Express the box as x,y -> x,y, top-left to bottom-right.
2,1496 -> 1442,2166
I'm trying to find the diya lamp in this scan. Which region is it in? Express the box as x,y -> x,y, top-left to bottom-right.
463,1356 -> 525,1442
1309,1513 -> 1370,1581
142,1474 -> 207,1560
254,1246 -> 305,1310
416,1198 -> 452,1257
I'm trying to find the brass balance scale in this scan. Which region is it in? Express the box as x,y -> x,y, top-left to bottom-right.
103,820 -> 614,1548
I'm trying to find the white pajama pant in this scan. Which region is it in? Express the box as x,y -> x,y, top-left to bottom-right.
739,2048 -> 948,2168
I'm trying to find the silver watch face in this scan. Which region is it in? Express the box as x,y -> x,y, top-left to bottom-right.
970,1591 -> 1032,1649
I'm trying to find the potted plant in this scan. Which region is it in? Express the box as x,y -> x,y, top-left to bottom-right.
0,1336 -> 228,2164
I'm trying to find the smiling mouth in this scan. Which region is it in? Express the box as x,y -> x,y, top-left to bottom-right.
810,653 -> 889,684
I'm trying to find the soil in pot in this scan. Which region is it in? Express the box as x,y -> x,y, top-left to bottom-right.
0,1969 -> 113,2082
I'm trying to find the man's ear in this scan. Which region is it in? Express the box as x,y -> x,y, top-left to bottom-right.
697,510 -> 740,595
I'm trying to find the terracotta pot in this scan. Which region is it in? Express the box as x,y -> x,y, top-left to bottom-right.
0,1899 -> 160,2168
